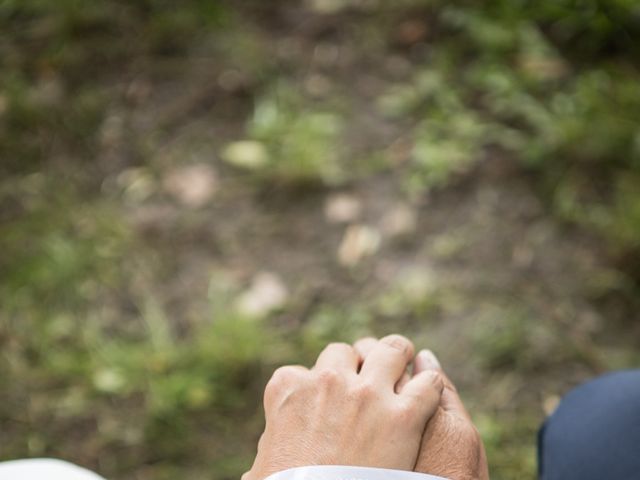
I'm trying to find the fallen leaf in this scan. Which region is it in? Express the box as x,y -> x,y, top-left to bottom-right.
163,163 -> 218,208
93,368 -> 126,394
338,224 -> 381,267
222,140 -> 269,170
236,272 -> 289,318
396,267 -> 437,301
325,193 -> 362,224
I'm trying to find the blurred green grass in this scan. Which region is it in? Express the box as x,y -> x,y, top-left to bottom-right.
1,1 -> 640,479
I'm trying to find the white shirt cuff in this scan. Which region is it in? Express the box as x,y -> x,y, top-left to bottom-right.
0,459 -> 106,480
264,466 -> 450,480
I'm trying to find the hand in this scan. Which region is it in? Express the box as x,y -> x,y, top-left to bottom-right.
355,341 -> 490,480
412,350 -> 489,480
243,335 -> 444,480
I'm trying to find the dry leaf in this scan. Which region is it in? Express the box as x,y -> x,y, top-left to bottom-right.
222,140 -> 269,170
338,224 -> 381,267
325,193 -> 362,224
163,163 -> 218,208
236,272 -> 289,318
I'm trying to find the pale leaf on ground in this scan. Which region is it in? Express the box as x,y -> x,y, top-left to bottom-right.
221,140 -> 269,170
325,193 -> 362,224
235,272 -> 289,318
338,224 -> 381,267
163,163 -> 218,208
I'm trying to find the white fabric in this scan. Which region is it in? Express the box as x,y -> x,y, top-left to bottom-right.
264,466 -> 449,480
0,459 -> 106,480
0,460 -> 450,480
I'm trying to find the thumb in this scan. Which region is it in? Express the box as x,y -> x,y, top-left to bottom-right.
414,349 -> 471,420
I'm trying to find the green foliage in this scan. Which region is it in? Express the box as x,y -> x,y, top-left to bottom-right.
0,181 -> 129,308
379,70 -> 489,192
0,0 -> 225,50
2,2 -> 640,479
224,85 -> 345,185
380,2 -> 640,260
519,0 -> 640,60
472,309 -> 555,371
90,315 -> 270,415
476,412 -> 538,480
301,306 -> 372,356
0,0 -> 227,174
0,192 -> 276,472
0,74 -> 108,173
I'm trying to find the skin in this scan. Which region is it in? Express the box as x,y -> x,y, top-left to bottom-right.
354,338 -> 490,480
413,350 -> 489,480
243,334 -> 444,480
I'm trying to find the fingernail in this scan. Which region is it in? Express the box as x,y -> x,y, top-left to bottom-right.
419,349 -> 441,370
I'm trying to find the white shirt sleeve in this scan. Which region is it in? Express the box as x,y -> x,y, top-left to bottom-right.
0,459 -> 106,480
264,466 -> 450,480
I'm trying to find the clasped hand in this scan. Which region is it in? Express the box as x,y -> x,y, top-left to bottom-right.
243,335 -> 489,480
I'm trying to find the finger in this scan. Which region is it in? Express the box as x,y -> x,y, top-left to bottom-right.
353,337 -> 378,357
401,369 -> 444,424
314,342 -> 360,372
353,337 -> 378,369
396,371 -> 411,393
355,336 -> 412,390
359,334 -> 415,387
414,349 -> 470,419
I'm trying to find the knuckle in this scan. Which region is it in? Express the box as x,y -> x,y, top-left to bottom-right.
326,341 -> 352,351
265,366 -> 302,401
355,336 -> 377,345
322,342 -> 355,358
314,368 -> 342,387
352,381 -> 377,400
402,388 -> 425,405
269,366 -> 299,385
393,401 -> 419,422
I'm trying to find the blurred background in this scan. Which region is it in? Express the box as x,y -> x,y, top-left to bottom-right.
1,0 -> 639,478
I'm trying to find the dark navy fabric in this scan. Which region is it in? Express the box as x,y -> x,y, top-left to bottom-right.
538,370 -> 640,480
